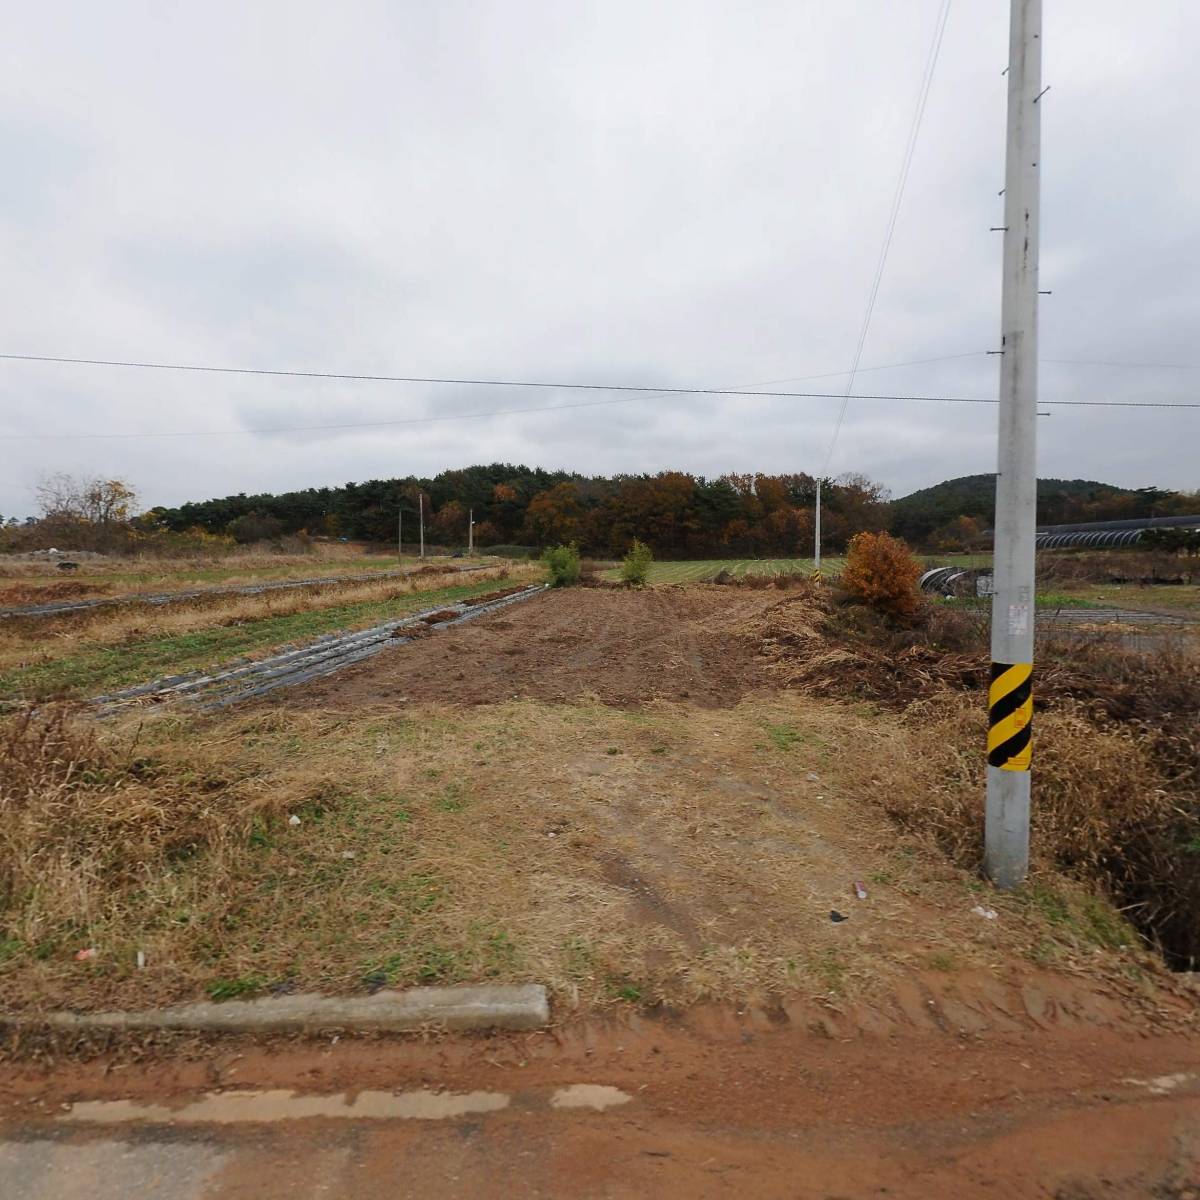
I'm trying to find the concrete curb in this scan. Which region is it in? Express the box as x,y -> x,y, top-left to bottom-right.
9,984 -> 550,1035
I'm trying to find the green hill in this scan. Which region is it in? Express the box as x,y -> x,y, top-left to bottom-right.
887,475 -> 1166,543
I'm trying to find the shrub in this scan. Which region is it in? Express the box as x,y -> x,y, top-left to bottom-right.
839,531 -> 923,619
227,511 -> 284,544
542,543 -> 581,588
620,539 -> 653,586
277,532 -> 316,555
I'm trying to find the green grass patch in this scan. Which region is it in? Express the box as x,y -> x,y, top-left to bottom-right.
600,554 -> 995,586
610,981 -> 643,1003
1025,883 -> 1132,951
205,975 -> 264,1001
1035,592 -> 1101,609
944,591 -> 1102,612
767,723 -> 804,750
601,558 -> 841,585
435,783 -> 469,813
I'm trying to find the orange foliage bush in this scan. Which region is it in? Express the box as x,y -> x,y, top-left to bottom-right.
839,531 -> 923,619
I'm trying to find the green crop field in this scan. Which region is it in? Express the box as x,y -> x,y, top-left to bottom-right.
600,552 -> 992,586
603,558 -> 841,585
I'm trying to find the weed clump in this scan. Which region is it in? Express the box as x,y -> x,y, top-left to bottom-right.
620,539 -> 653,587
839,531 -> 923,619
542,543 -> 581,588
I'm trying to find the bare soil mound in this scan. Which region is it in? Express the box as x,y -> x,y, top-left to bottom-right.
279,586 -> 777,710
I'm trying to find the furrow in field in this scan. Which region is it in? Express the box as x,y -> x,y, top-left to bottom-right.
92,584 -> 547,713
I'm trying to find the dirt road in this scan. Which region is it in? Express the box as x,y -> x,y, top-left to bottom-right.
3,1011 -> 1198,1198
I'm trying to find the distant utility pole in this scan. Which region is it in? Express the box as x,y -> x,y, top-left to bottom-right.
814,479 -> 822,576
398,506 -> 403,565
419,494 -> 425,559
986,0 -> 1042,889
468,508 -> 474,555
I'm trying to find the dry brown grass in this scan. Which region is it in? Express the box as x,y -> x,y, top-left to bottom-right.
743,583 -> 1200,968
0,565 -> 524,678
2,580 -> 1188,1020
1037,548 -> 1196,586
4,691 -> 1161,1018
0,709 -> 282,961
0,543 -> 368,584
0,545 -> 513,603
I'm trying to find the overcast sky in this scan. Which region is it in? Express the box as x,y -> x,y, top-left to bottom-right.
1,1 -> 1197,518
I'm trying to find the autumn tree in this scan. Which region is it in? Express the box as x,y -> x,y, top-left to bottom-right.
591,473 -> 699,555
525,482 -> 584,545
36,474 -> 138,526
33,474 -> 140,550
471,519 -> 501,546
840,532 -> 923,619
762,505 -> 812,555
753,474 -> 791,515
931,514 -> 983,553
431,500 -> 468,544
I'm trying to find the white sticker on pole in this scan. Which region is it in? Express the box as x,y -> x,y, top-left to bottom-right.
1007,603 -> 1030,637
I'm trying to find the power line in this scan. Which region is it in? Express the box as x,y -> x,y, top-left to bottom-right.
0,347 -> 1195,442
0,387 -> 1194,442
0,348 -> 991,443
0,349 -> 985,392
1043,357 -> 1200,370
3,348 -> 1193,388
823,0 -> 953,476
0,348 -> 990,441
1043,398 -> 1197,408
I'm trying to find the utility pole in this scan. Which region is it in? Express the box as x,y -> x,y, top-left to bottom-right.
398,506 -> 403,566
419,493 -> 425,559
468,508 -> 474,555
986,0 -> 1042,889
813,479 -> 822,576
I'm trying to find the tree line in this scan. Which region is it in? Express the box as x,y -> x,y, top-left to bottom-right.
5,467 -> 1194,558
145,464 -> 889,556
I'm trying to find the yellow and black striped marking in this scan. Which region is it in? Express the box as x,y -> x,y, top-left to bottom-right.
988,662 -> 1032,771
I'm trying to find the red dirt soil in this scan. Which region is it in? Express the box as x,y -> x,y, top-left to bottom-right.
280,586 -> 777,709
4,1004 -> 1199,1198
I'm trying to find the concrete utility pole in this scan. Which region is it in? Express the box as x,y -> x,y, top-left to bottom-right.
468,508 -> 474,555
419,494 -> 425,559
986,0 -> 1042,889
814,480 -> 822,576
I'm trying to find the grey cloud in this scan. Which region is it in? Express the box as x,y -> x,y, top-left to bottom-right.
0,0 -> 1196,520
